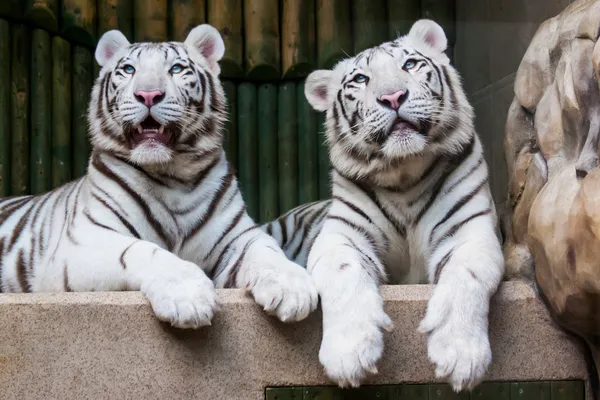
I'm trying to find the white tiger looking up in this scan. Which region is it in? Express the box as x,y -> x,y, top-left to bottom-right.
0,25 -> 318,329
262,19 -> 504,391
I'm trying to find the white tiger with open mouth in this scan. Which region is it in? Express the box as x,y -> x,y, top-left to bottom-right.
0,25 -> 318,329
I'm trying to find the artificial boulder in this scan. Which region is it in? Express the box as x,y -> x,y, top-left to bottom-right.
503,0 -> 600,374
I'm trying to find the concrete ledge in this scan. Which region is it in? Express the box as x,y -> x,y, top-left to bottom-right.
0,281 -> 590,400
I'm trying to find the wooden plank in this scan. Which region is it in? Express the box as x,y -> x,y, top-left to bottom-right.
72,45 -> 93,178
420,0 -> 456,62
389,384 -> 429,399
222,80 -> 238,170
97,0 -> 133,40
24,0 -> 59,32
257,83 -> 278,223
0,20 -> 11,197
11,24 -> 30,196
510,382 -> 551,400
316,0 -> 352,69
243,0 -> 280,80
297,82 -> 318,204
303,386 -> 343,400
428,384 -> 469,399
281,0 -> 315,79
30,29 -> 52,195
133,0 -> 167,42
237,83 -> 258,220
470,382 -> 510,399
0,0 -> 23,19
388,0 -> 420,39
277,82 -> 298,213
207,0 -> 243,78
62,0 -> 96,47
352,0 -> 388,53
316,112 -> 329,200
550,380 -> 585,400
171,0 -> 206,42
265,387 -> 303,400
52,36 -> 72,187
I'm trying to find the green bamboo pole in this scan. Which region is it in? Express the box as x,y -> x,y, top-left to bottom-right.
52,37 -> 72,188
11,25 -> 30,196
420,0 -> 455,62
171,0 -> 206,42
134,0 -> 167,42
97,0 -> 133,41
222,80 -> 238,171
281,0 -> 315,79
244,0 -> 280,80
352,0 -> 388,53
30,29 -> 52,195
317,112 -> 330,200
62,0 -> 97,48
316,0 -> 352,69
388,0 -> 420,39
207,0 -> 243,78
297,81 -> 318,204
0,20 -> 10,197
0,1 -> 22,19
237,83 -> 258,220
24,0 -> 59,32
72,45 -> 93,178
277,82 -> 298,213
257,84 -> 278,222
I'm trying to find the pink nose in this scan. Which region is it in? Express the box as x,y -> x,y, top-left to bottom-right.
135,90 -> 165,107
378,89 -> 408,111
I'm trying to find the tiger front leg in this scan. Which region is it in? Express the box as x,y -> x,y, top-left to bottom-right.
419,215 -> 504,392
308,226 -> 392,388
62,231 -> 217,329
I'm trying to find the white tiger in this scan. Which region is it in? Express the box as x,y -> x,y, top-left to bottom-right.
262,19 -> 504,391
0,24 -> 318,328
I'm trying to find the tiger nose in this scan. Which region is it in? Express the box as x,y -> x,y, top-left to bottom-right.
135,90 -> 165,107
378,89 -> 408,111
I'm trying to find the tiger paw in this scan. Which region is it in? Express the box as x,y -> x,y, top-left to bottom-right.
249,261 -> 318,322
142,263 -> 218,329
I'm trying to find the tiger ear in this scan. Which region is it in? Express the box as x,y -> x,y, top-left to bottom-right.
305,69 -> 333,112
408,19 -> 447,53
95,30 -> 130,67
184,24 -> 225,75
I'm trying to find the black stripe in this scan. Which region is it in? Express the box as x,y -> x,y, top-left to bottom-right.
290,207 -> 327,261
0,238 -> 5,292
327,215 -> 377,248
433,208 -> 492,252
119,243 -> 136,269
16,249 -> 29,292
207,205 -> 246,259
212,225 -> 259,275
63,262 -> 72,292
333,195 -> 373,225
84,208 -> 118,233
443,156 -> 484,195
433,250 -> 453,284
90,194 -> 140,238
224,238 -> 256,288
340,233 -> 385,283
277,217 -> 288,245
355,182 -> 403,239
337,90 -> 349,122
7,198 -> 40,253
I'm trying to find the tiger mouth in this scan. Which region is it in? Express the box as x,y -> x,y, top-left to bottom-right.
389,118 -> 420,137
130,116 -> 171,148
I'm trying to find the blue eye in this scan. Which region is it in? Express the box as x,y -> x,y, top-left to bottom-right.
123,64 -> 135,74
170,64 -> 184,74
353,74 -> 368,84
404,59 -> 417,70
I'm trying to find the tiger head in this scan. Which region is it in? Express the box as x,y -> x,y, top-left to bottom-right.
305,19 -> 474,183
90,25 -> 226,169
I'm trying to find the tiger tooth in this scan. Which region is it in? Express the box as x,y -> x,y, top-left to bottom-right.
137,126 -> 143,134
159,126 -> 164,134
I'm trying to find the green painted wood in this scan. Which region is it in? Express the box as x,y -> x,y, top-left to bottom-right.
428,385 -> 468,400
244,0 -> 280,80
52,36 -> 72,187
237,83 -> 258,220
352,0 -> 388,53
222,80 -> 238,170
0,0 -> 22,19
316,0 -> 352,69
0,20 -> 11,197
72,45 -> 93,178
387,0 -> 420,38
297,82 -> 318,204
11,24 -> 30,196
550,380 -> 584,400
277,82 -> 298,213
24,0 -> 59,32
420,0 -> 455,62
171,0 -> 206,42
389,384 -> 429,399
470,382 -> 509,399
30,29 -> 52,195
510,382 -> 551,400
281,0 -> 315,79
61,0 -> 96,47
265,387 -> 303,400
207,0 -> 244,78
316,112 -> 330,200
303,386 -> 343,400
97,0 -> 133,41
257,83 -> 278,223
134,0 -> 168,42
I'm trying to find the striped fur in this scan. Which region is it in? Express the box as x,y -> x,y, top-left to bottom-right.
262,20 -> 504,391
0,25 -> 317,329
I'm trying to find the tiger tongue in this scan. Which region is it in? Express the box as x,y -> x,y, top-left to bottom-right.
132,125 -> 170,146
